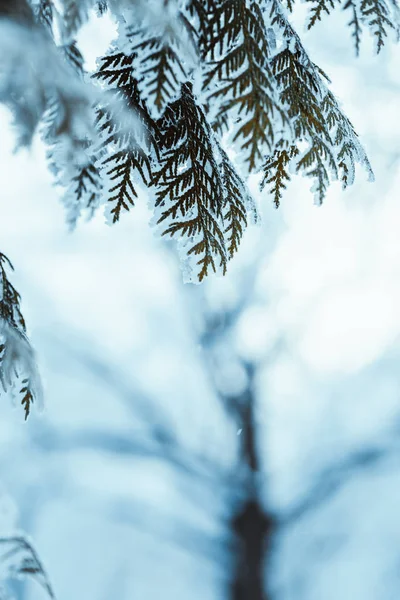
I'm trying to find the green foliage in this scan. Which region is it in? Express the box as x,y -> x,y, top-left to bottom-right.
305,0 -> 400,53
261,145 -> 299,208
126,12 -> 194,117
0,254 -> 26,331
218,145 -> 252,258
0,0 -> 399,291
263,1 -> 373,204
306,0 -> 338,29
93,49 -> 158,222
152,83 -> 227,282
62,160 -> 102,228
83,0 -> 395,277
202,0 -> 287,171
151,82 -> 253,279
0,254 -> 39,420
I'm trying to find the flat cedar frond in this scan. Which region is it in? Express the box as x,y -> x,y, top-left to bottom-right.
0,254 -> 39,419
152,83 -> 227,282
1,0 -> 394,286
93,49 -> 158,222
202,0 -> 287,172
266,2 -> 374,204
185,0 -> 218,57
62,160 -> 103,228
321,89 -> 373,186
342,0 -> 363,53
300,0 -> 399,52
261,145 -> 299,208
271,47 -> 328,141
97,1 -> 108,15
125,11 -> 195,117
218,146 -> 252,258
297,136 -> 338,204
268,44 -> 336,200
306,0 -> 337,28
0,254 -> 25,331
359,0 -> 397,51
20,377 -> 34,420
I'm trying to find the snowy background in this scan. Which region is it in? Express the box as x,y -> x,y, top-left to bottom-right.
0,6 -> 400,600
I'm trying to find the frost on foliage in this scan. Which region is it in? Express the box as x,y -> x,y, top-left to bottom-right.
0,254 -> 41,420
218,145 -> 253,258
0,536 -> 55,599
304,0 -> 400,53
262,0 -> 374,204
61,156 -> 103,229
201,0 -> 288,172
123,3 -> 197,119
152,83 -> 228,282
0,14 -> 94,149
93,47 -> 159,222
0,0 -> 398,282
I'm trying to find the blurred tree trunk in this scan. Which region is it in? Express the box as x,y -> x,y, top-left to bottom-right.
228,364 -> 275,600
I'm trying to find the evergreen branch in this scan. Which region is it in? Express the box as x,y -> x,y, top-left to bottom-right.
218,146 -> 252,258
125,11 -> 192,117
271,47 -> 329,142
93,49 -> 159,222
62,41 -> 85,74
306,0 -> 338,29
267,5 -> 372,202
343,0 -> 363,54
360,0 -> 396,52
185,0 -> 218,57
0,254 -> 40,419
0,254 -> 25,331
321,89 -> 373,186
296,136 -> 337,204
284,0 -> 296,11
61,160 -> 102,228
34,0 -> 53,30
260,145 -> 299,208
152,83 -> 228,282
202,0 -> 287,172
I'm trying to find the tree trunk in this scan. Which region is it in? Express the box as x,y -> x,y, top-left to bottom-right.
229,364 -> 275,600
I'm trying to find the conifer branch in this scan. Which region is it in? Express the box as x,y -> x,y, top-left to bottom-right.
0,254 -> 40,420
297,136 -> 337,204
360,0 -> 396,52
93,49 -> 158,222
125,10 -> 193,118
62,160 -> 102,228
261,145 -> 299,208
202,0 -> 287,172
1,0 -> 395,284
218,146 -> 252,258
185,0 -> 218,57
306,0 -> 338,29
152,83 -> 227,282
321,89 -> 373,186
343,0 -> 363,54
